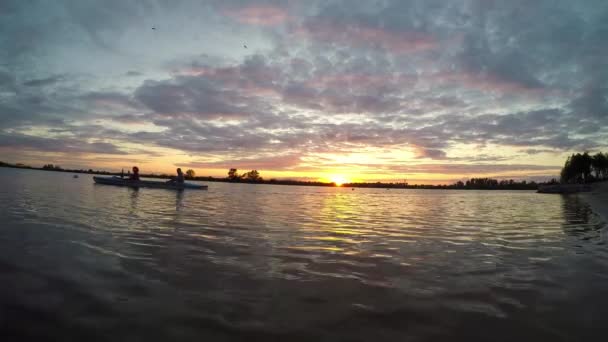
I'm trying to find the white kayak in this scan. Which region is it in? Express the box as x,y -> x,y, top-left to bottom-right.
93,176 -> 208,190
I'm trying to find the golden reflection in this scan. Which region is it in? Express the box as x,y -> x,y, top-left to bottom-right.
295,192 -> 370,255
287,246 -> 344,252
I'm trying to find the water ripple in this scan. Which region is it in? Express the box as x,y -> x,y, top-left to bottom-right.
1,169 -> 607,340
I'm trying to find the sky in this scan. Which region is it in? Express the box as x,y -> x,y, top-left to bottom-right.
1,0 -> 607,184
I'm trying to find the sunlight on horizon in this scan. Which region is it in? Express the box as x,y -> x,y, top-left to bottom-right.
328,175 -> 350,186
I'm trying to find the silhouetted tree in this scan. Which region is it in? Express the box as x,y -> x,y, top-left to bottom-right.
186,169 -> 196,179
242,170 -> 262,182
42,164 -> 62,170
592,152 -> 608,180
228,168 -> 240,180
561,152 -> 599,183
464,178 -> 500,189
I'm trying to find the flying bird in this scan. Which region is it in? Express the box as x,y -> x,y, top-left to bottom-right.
152,27 -> 156,30
243,44 -> 247,49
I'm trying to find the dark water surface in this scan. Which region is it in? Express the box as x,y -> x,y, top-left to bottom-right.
1,168 -> 607,341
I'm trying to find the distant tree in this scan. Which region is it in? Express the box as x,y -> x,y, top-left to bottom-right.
242,170 -> 262,182
228,168 -> 240,180
580,152 -> 593,182
42,164 -> 62,170
186,169 -> 196,179
456,177 -> 539,190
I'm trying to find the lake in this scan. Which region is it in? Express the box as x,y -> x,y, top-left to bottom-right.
1,168 -> 607,341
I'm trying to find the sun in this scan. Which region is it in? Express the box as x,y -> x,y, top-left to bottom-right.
329,175 -> 349,186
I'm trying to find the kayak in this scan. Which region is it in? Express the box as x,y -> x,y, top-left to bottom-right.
93,176 -> 208,190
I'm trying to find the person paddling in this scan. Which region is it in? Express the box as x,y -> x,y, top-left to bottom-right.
167,168 -> 184,184
129,166 -> 140,181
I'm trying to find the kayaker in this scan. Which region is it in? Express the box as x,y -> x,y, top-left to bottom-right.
130,166 -> 140,181
167,168 -> 184,184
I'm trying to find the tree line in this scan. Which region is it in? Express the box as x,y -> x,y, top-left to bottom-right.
227,168 -> 263,182
0,161 -> 548,190
43,164 -> 63,170
343,178 -> 538,190
560,152 -> 608,183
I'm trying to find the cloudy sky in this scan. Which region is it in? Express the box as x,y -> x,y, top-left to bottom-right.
1,0 -> 607,183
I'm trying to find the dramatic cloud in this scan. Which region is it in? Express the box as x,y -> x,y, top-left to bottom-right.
1,0 -> 607,181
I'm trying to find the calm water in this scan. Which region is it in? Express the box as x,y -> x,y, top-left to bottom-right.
1,168 -> 607,341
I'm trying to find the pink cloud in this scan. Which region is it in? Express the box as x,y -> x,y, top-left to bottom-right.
295,19 -> 437,54
222,5 -> 289,26
428,71 -> 547,95
305,73 -> 415,90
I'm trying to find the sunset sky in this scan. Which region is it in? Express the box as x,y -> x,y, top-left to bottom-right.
1,0 -> 607,183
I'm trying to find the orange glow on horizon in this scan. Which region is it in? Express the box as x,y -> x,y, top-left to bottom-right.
3,143 -> 562,186
327,175 -> 350,186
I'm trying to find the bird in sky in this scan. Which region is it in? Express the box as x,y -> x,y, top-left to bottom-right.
243,44 -> 247,49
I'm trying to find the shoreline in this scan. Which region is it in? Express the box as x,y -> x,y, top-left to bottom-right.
579,181 -> 608,223
0,164 -> 541,190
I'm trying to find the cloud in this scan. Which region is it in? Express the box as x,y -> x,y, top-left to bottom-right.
183,154 -> 302,170
134,77 -> 255,119
62,1 -> 146,51
0,132 -> 126,155
22,75 -> 63,87
295,17 -> 437,54
384,163 -> 561,176
81,91 -> 139,109
0,70 -> 16,90
521,149 -> 558,155
222,3 -> 289,26
427,70 -> 545,95
90,51 -> 603,165
433,108 -> 604,150
569,81 -> 608,121
125,70 -> 142,77
1,0 -> 608,179
414,148 -> 447,160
